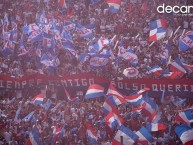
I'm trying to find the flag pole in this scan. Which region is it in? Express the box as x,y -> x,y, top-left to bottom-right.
149,41 -> 155,47
120,136 -> 123,145
174,26 -> 181,35
113,40 -> 119,50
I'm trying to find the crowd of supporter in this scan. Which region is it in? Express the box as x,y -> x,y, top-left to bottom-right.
0,0 -> 193,79
0,0 -> 193,145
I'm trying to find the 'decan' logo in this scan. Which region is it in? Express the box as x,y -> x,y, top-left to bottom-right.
157,4 -> 193,15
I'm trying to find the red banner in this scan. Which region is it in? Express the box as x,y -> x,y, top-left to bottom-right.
0,73 -> 193,96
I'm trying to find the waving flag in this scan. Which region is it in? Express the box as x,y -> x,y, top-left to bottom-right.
147,65 -> 163,77
22,111 -> 35,122
85,84 -> 104,99
102,97 -> 117,115
179,31 -> 193,51
146,123 -> 166,132
105,112 -> 117,130
113,125 -> 139,145
136,127 -> 153,145
64,88 -> 79,102
42,99 -> 52,110
28,30 -> 42,43
64,21 -> 76,32
175,110 -> 193,124
51,102 -> 61,112
76,23 -> 93,38
175,124 -> 193,145
162,70 -> 181,79
37,9 -> 47,24
169,58 -> 187,75
125,94 -> 143,105
182,62 -> 193,72
160,44 -> 171,65
137,88 -> 150,94
29,125 -> 42,145
23,23 -> 39,34
31,93 -> 45,105
106,84 -> 125,105
118,47 -> 138,66
106,0 -> 121,13
89,54 -> 109,68
149,19 -> 166,42
52,124 -> 63,143
85,124 -> 98,144
90,37 -> 110,53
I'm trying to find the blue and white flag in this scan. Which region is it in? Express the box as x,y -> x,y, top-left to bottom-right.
28,30 -> 42,43
89,54 -> 109,68
179,31 -> 193,51
160,44 -> 171,65
22,111 -> 35,122
29,125 -> 42,145
76,23 -> 93,38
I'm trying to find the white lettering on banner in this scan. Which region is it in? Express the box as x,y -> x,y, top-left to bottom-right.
140,84 -> 146,90
29,80 -> 34,87
152,84 -> 158,91
118,82 -> 123,89
111,81 -> 116,87
159,84 -> 166,91
15,81 -> 20,89
48,81 -> 55,86
176,85 -> 181,92
82,79 -> 87,86
132,83 -> 138,91
37,79 -> 42,86
125,83 -> 130,90
168,85 -> 173,92
67,80 -> 73,86
22,81 -> 27,88
7,81 -> 12,89
88,79 -> 94,85
0,80 -> 4,88
183,85 -> 189,92
60,80 -> 67,87
74,79 -> 80,86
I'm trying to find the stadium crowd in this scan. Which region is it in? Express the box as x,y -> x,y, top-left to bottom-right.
0,0 -> 193,145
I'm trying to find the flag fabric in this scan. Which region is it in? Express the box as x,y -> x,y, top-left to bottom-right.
160,44 -> 171,65
125,94 -> 143,105
179,31 -> 193,51
169,58 -> 187,75
89,54 -> 109,68
42,99 -> 52,110
182,62 -> 193,72
85,84 -> 104,99
28,30 -> 42,43
64,21 -> 76,32
31,93 -> 45,105
22,111 -> 35,122
106,84 -> 126,105
29,125 -> 42,145
113,125 -> 139,145
137,88 -> 150,94
105,112 -> 117,130
175,124 -> 193,145
76,23 -> 93,38
102,97 -> 117,115
64,88 -> 79,102
162,70 -> 181,79
175,110 -> 193,124
147,65 -> 163,77
90,37 -> 110,53
136,127 -> 153,145
85,124 -> 98,144
149,19 -> 166,42
51,102 -> 61,112
106,0 -> 121,13
146,123 -> 166,132
52,124 -> 63,143
58,0 -> 67,9
23,23 -> 39,34
118,47 -> 138,66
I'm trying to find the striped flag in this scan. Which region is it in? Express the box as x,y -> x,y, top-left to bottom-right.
85,84 -> 104,99
58,0 -> 67,8
175,124 -> 193,145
